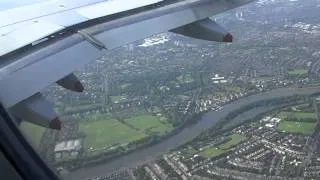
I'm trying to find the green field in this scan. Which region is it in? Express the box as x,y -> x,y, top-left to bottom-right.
80,118 -> 146,150
56,103 -> 104,114
200,133 -> 246,158
20,122 -> 45,147
176,74 -> 194,83
219,134 -> 246,150
199,147 -> 225,158
125,115 -> 172,135
120,83 -> 132,90
177,95 -> 190,101
278,111 -> 316,120
277,121 -> 315,135
110,96 -> 128,103
288,69 -> 308,76
80,113 -> 174,152
225,86 -> 241,93
252,77 -> 273,82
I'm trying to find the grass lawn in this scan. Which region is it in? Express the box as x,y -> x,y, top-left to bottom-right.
176,74 -> 194,83
125,115 -> 172,135
200,133 -> 246,158
20,122 -> 45,148
277,111 -> 316,122
80,118 -> 146,150
225,86 -> 241,93
177,95 -> 190,101
277,121 -> 315,135
110,96 -> 128,103
58,103 -> 103,114
288,69 -> 308,76
219,134 -> 246,150
199,147 -> 225,158
253,77 -> 273,81
278,111 -> 316,119
120,83 -> 132,90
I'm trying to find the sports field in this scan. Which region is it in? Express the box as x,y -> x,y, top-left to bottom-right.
225,86 -> 241,93
219,133 -> 246,150
200,133 -> 246,158
287,69 -> 308,76
278,111 -> 316,120
125,115 -> 172,135
20,122 -> 45,148
199,147 -> 225,158
80,118 -> 146,150
277,121 -> 315,135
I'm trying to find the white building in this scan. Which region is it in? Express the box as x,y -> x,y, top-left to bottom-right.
54,139 -> 82,160
212,74 -> 228,84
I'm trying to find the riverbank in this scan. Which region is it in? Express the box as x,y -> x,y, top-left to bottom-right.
64,87 -> 320,180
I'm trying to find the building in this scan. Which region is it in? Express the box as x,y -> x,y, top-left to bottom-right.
212,74 -> 228,84
54,139 -> 82,161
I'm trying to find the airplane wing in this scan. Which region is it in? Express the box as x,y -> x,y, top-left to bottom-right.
0,0 -> 255,129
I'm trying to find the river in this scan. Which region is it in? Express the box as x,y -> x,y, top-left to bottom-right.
65,87 -> 320,180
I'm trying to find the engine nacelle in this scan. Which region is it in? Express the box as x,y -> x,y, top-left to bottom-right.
10,93 -> 61,130
170,18 -> 232,42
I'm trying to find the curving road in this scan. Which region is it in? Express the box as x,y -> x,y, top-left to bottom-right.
65,87 -> 320,180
